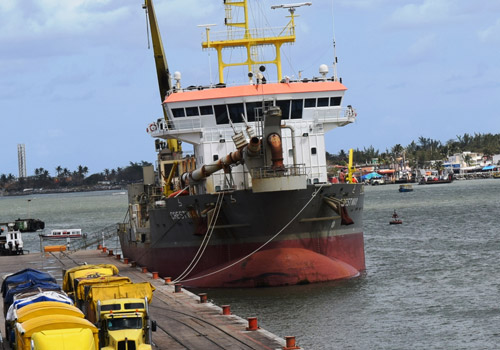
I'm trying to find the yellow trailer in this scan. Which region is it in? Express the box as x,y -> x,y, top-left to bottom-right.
15,314 -> 98,350
62,264 -> 119,297
31,328 -> 96,350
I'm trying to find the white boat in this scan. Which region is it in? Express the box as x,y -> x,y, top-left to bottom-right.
39,229 -> 86,239
0,223 -> 24,255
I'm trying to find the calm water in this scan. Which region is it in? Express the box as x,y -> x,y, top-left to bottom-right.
0,190 -> 128,253
1,181 -> 499,349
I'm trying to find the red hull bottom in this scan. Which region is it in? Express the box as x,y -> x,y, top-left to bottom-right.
121,233 -> 365,288
186,247 -> 360,288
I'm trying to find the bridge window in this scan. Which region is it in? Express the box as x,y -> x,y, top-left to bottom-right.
245,102 -> 263,122
318,97 -> 329,107
214,105 -> 229,124
172,108 -> 185,118
291,99 -> 303,119
276,100 -> 291,119
200,105 -> 213,115
228,103 -> 245,123
304,98 -> 316,108
185,107 -> 199,116
330,97 -> 342,106
311,147 -> 317,155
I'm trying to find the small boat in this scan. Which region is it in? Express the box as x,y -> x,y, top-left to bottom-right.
13,218 -> 45,232
39,229 -> 86,239
419,173 -> 453,185
399,184 -> 413,192
389,210 -> 402,225
0,224 -> 24,255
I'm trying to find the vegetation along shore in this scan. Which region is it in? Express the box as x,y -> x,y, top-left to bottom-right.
2,132 -> 500,195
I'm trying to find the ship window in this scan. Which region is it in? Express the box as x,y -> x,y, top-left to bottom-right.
214,104 -> 229,124
185,107 -> 199,116
304,98 -> 316,108
228,103 -> 245,123
330,97 -> 342,106
318,98 -> 329,107
172,108 -> 185,118
213,155 -> 219,161
311,147 -> 317,155
290,99 -> 303,119
200,105 -> 213,115
275,100 -> 290,119
245,102 -> 263,122
288,149 -> 293,157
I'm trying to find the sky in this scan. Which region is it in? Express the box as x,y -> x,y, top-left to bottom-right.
1,0 -> 499,177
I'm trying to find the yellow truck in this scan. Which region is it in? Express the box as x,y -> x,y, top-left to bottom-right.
15,313 -> 99,350
74,275 -> 131,310
85,282 -> 156,350
31,328 -> 96,350
62,264 -> 119,299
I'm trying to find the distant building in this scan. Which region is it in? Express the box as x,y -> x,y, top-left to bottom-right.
17,144 -> 27,178
493,154 -> 500,165
444,152 -> 493,173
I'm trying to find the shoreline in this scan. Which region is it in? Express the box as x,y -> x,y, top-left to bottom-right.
0,185 -> 126,197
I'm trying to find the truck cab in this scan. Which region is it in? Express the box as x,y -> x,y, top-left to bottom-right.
97,298 -> 155,350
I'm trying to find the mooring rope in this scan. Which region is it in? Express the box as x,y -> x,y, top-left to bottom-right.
173,190 -> 225,283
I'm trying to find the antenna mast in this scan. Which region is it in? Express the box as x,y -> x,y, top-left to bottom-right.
331,0 -> 338,81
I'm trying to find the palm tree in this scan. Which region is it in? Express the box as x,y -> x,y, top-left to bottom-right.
463,154 -> 472,167
433,160 -> 444,175
56,165 -> 62,177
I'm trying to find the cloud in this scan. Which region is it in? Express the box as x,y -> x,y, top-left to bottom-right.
478,18 -> 500,43
0,1 -> 132,42
395,33 -> 437,65
390,0 -> 455,27
333,0 -> 391,11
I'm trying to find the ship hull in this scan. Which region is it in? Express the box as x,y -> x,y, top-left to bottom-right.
118,183 -> 365,288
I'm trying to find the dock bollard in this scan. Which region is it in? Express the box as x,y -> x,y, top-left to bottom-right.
164,277 -> 171,284
198,293 -> 207,303
174,283 -> 182,293
142,267 -> 148,274
246,317 -> 259,331
116,254 -> 121,260
130,261 -> 136,267
152,272 -> 159,279
97,244 -> 102,250
123,258 -> 129,264
108,249 -> 113,256
283,336 -> 300,350
102,247 -> 107,253
222,305 -> 231,315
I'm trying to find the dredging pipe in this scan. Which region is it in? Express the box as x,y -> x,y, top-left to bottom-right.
181,137 -> 261,184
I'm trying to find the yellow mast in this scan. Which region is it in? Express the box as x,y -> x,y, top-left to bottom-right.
144,0 -> 181,153
202,1 -> 305,83
348,148 -> 355,183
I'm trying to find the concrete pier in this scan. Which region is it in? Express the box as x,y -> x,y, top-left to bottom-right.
0,249 -> 302,350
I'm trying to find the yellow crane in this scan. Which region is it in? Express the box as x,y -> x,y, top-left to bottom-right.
143,0 -> 181,153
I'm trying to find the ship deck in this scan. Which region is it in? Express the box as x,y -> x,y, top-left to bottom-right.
0,248 -> 301,350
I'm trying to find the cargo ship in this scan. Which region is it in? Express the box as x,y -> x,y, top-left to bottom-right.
117,0 -> 365,288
